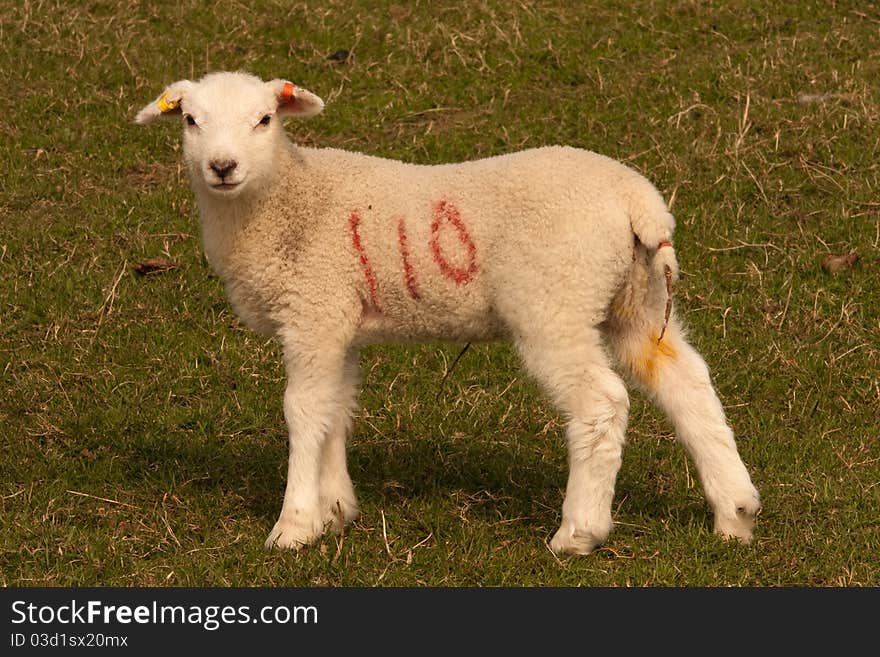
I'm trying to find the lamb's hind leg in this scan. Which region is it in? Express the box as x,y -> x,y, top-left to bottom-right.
515,328 -> 631,555
609,315 -> 760,543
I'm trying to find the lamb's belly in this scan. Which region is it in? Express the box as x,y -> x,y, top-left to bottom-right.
353,290 -> 505,345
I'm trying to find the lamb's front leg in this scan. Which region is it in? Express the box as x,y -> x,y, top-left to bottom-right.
318,349 -> 361,533
265,348 -> 351,550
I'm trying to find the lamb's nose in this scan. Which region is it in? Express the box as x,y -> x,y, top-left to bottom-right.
210,160 -> 237,179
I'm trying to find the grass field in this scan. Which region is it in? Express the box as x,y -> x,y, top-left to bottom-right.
1,0 -> 877,586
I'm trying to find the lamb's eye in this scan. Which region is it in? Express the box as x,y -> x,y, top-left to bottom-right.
184,114 -> 197,127
258,114 -> 271,126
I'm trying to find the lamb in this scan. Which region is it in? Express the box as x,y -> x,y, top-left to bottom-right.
135,71 -> 760,555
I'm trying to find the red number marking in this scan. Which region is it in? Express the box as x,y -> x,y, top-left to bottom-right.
397,216 -> 421,300
350,201 -> 476,310
348,211 -> 381,310
429,200 -> 478,285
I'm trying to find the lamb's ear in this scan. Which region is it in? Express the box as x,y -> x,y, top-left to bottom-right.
269,80 -> 324,118
135,80 -> 194,125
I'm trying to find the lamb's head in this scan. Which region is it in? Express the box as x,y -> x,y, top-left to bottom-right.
136,72 -> 324,199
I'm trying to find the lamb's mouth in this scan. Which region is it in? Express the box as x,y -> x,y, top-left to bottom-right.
211,182 -> 241,191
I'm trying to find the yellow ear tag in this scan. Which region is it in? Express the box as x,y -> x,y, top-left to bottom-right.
156,91 -> 179,114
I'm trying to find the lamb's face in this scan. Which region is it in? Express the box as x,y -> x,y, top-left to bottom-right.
180,75 -> 283,199
136,72 -> 324,200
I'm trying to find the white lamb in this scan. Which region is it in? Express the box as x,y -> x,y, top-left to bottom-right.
135,71 -> 760,555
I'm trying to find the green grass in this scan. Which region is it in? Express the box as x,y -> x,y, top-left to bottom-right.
1,0 -> 878,586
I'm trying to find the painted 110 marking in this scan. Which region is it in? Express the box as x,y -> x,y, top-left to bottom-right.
349,199 -> 479,311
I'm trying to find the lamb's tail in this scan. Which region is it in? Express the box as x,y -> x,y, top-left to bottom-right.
610,195 -> 680,342
628,193 -> 679,286
648,239 -> 678,342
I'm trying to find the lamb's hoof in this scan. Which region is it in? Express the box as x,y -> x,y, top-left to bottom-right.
714,493 -> 761,545
321,495 -> 359,534
550,520 -> 609,555
264,510 -> 325,550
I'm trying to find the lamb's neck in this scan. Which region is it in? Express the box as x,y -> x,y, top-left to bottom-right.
195,187 -> 260,275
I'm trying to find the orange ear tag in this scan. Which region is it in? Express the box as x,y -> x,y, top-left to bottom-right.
281,82 -> 296,100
